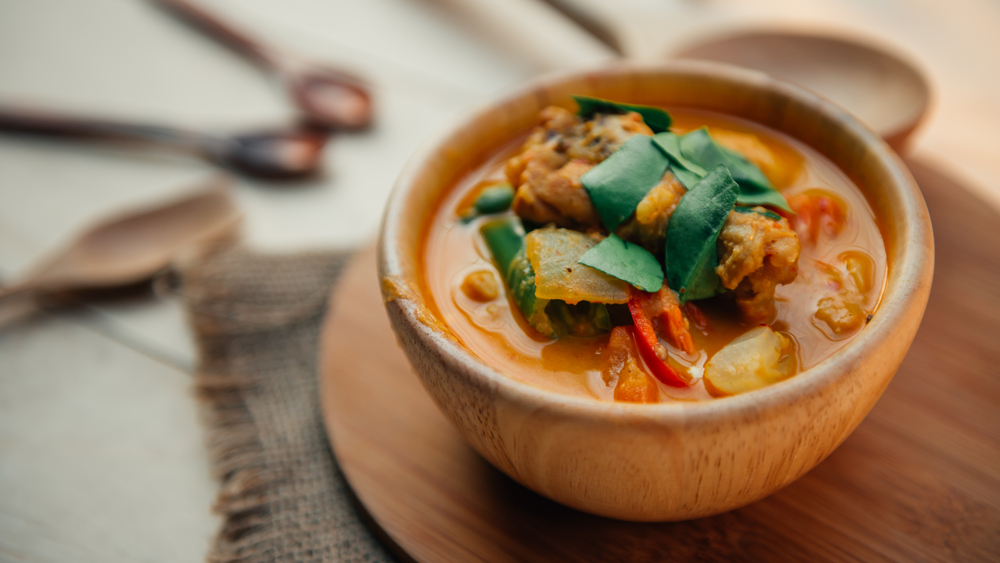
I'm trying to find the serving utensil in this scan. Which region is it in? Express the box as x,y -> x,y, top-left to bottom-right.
448,0 -> 929,150
152,0 -> 373,130
0,183 -> 241,305
545,0 -> 930,150
0,107 -> 327,178
671,31 -> 930,151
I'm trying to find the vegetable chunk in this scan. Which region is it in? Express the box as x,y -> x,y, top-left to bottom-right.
481,217 -> 555,337
525,227 -> 630,304
603,326 -> 660,403
461,271 -> 498,302
704,327 -> 793,396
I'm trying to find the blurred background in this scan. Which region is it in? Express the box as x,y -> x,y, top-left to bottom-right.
1,0 -> 998,561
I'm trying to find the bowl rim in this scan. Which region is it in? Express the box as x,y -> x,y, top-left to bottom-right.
379,60 -> 933,424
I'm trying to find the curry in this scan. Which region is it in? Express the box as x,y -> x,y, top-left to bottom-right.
422,99 -> 886,403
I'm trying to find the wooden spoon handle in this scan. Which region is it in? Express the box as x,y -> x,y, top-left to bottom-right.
152,0 -> 279,69
0,281 -> 37,307
438,0 -> 614,70
0,108 -> 200,148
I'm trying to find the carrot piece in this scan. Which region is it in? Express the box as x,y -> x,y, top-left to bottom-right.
656,287 -> 696,354
604,327 -> 660,403
632,286 -> 696,354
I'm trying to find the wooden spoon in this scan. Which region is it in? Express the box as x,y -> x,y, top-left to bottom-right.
543,0 -> 930,150
0,107 -> 327,178
671,30 -> 931,151
0,182 -> 241,305
152,0 -> 373,131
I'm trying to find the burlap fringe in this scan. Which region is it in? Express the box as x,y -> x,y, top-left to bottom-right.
194,371 -> 278,561
180,247 -> 391,563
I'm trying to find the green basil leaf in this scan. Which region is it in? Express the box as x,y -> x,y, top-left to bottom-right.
652,132 -> 709,191
679,128 -> 792,212
572,95 -> 673,133
578,234 -> 664,293
734,205 -> 782,221
669,166 -> 706,192
665,165 -> 741,304
581,135 -> 670,232
731,187 -> 792,211
653,132 -> 706,172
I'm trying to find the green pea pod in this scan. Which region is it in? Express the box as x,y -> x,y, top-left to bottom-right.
474,184 -> 515,214
545,301 -> 611,338
480,217 -> 555,338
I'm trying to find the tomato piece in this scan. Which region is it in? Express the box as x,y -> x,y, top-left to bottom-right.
785,191 -> 846,244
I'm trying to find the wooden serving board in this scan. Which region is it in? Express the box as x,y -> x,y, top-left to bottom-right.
318,157 -> 999,562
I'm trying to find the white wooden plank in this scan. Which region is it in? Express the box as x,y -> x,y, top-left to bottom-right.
0,313 -> 218,563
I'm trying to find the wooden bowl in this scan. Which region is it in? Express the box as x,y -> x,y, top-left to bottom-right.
377,61 -> 933,522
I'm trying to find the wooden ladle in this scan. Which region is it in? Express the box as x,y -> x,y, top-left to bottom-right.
0,182 -> 241,305
152,0 -> 373,131
0,107 -> 328,178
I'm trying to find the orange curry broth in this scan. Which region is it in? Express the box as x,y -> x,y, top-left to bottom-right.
420,108 -> 887,402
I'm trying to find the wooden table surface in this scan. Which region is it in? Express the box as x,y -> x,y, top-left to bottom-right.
322,155 -> 1000,560
1,1 -> 998,562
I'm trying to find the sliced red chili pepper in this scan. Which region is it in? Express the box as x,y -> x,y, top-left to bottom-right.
627,296 -> 690,387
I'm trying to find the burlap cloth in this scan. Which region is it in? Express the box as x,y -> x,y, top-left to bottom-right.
178,246 -> 396,563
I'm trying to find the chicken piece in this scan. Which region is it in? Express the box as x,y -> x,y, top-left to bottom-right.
811,255 -> 870,335
508,106 -> 653,227
602,326 -> 659,403
815,293 -> 866,335
716,209 -> 801,322
565,111 -> 654,162
511,174 -> 566,225
616,171 -> 686,254
505,106 -> 580,190
530,159 -> 601,226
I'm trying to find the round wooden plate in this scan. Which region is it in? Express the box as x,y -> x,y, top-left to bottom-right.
318,158 -> 1000,562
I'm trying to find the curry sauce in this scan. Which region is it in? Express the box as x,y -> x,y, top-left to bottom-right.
421,107 -> 886,402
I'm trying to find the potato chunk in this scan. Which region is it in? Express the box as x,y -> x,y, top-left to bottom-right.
704,327 -> 793,396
